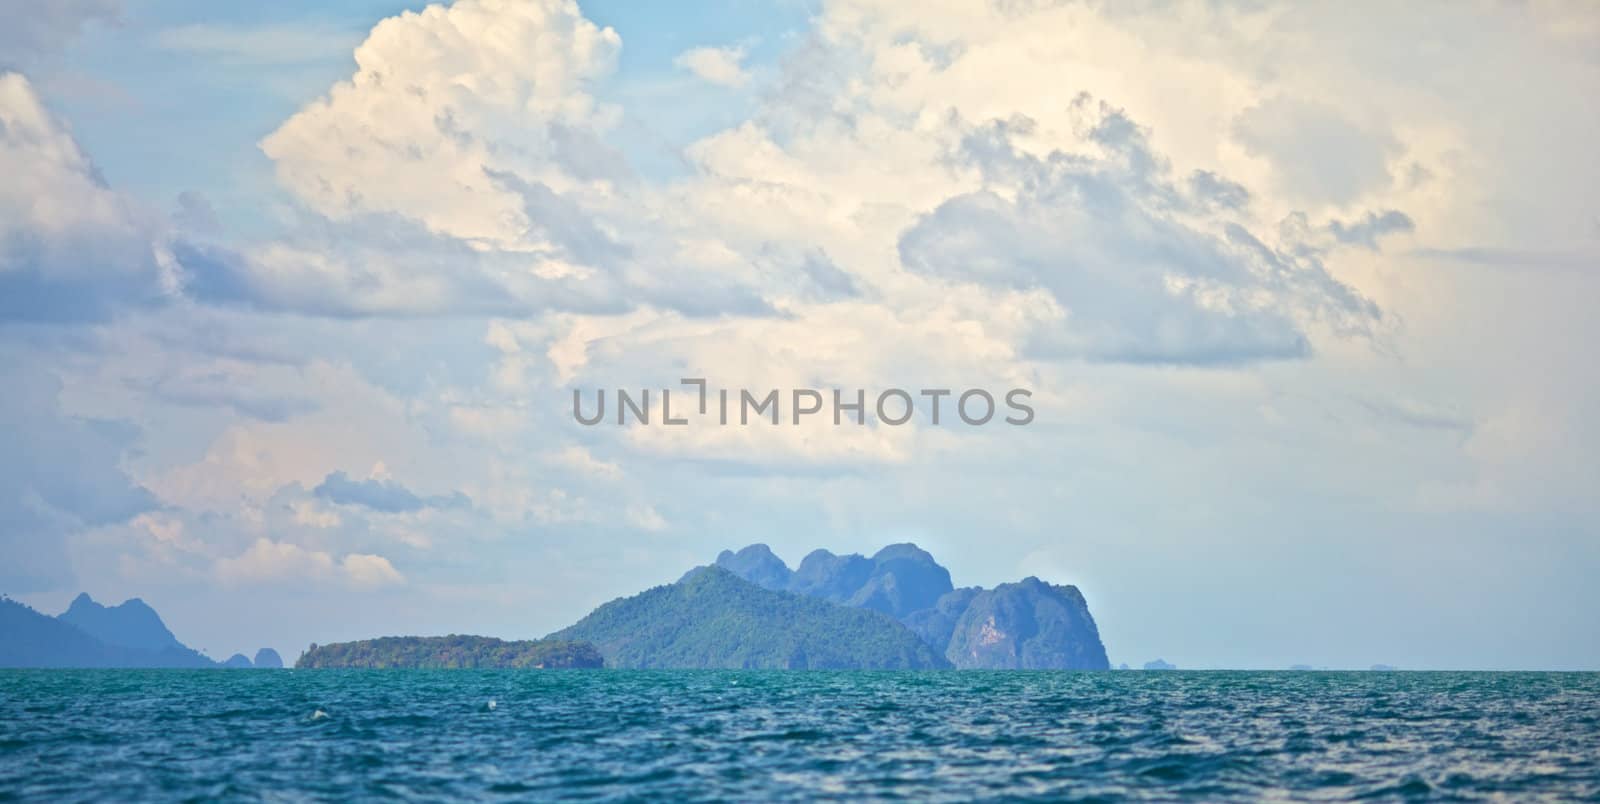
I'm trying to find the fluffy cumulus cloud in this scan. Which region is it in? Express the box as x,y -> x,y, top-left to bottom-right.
214,539 -> 404,588
675,45 -> 751,88
897,104 -> 1385,364
261,0 -> 622,246
0,73 -> 173,323
205,0 -> 777,319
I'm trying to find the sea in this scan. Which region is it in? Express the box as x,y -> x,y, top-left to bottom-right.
1,670 -> 1597,801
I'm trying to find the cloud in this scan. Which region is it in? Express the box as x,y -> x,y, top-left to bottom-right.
0,353 -> 157,593
171,221 -> 634,319
313,470 -> 469,514
0,72 -> 172,324
341,553 -> 406,587
1327,210 -> 1415,251
550,446 -> 622,481
128,372 -> 319,423
259,0 -> 622,247
221,0 -> 776,320
675,45 -> 751,88
896,103 -> 1381,364
214,538 -> 405,587
0,0 -> 119,69
152,22 -> 359,66
1232,97 -> 1399,206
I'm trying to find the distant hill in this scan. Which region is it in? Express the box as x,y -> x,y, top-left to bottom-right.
58,593 -> 183,653
704,543 -> 955,619
696,543 -> 1110,670
55,593 -> 213,667
552,567 -> 950,669
0,594 -> 284,669
2,598 -> 128,667
945,578 -> 1109,670
253,648 -> 284,669
0,598 -> 211,668
296,635 -> 603,669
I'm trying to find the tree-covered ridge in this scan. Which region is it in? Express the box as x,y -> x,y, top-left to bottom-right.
700,544 -> 1111,670
551,566 -> 951,669
295,635 -> 604,669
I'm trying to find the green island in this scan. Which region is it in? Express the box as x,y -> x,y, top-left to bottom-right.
295,635 -> 603,669
549,566 -> 951,669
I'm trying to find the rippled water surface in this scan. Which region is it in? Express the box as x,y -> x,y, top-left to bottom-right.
2,670 -> 1597,800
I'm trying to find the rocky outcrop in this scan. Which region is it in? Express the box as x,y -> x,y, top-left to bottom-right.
845,544 -> 954,618
253,648 -> 284,668
695,544 -> 1110,670
945,578 -> 1109,670
713,544 -> 793,590
902,587 -> 981,651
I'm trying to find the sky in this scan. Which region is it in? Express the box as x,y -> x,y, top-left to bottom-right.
2,0 -> 1597,670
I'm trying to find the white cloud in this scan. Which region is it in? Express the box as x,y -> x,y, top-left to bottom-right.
341,553 -> 405,587
0,72 -> 172,323
625,503 -> 667,532
259,0 -> 622,248
213,539 -> 334,584
214,538 -> 404,588
674,45 -> 751,88
551,445 -> 622,481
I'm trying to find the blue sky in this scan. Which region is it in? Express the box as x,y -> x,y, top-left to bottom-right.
2,0 -> 1597,670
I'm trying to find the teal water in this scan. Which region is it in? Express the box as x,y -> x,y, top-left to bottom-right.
2,670 -> 1597,801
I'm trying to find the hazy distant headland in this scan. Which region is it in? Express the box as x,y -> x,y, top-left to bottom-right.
0,594 -> 279,669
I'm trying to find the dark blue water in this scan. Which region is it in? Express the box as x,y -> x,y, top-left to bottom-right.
2,670 -> 1596,801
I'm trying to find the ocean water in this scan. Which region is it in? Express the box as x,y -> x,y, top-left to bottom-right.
1,670 -> 1597,801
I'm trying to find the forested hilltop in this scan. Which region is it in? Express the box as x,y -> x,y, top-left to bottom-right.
551,566 -> 950,669
695,543 -> 1110,670
296,635 -> 603,669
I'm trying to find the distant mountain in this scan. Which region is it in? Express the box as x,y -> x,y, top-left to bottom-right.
2,599 -> 127,667
253,648 -> 284,669
552,567 -> 950,669
789,548 -> 873,601
223,653 -> 254,668
945,578 -> 1109,670
296,636 -> 603,669
713,544 -> 794,590
696,543 -> 1110,670
846,544 -> 955,619
58,593 -> 182,653
1143,659 -> 1177,670
54,593 -> 213,668
0,598 -> 212,668
708,543 -> 955,620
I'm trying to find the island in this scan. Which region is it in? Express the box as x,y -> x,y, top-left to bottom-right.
294,635 -> 604,669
